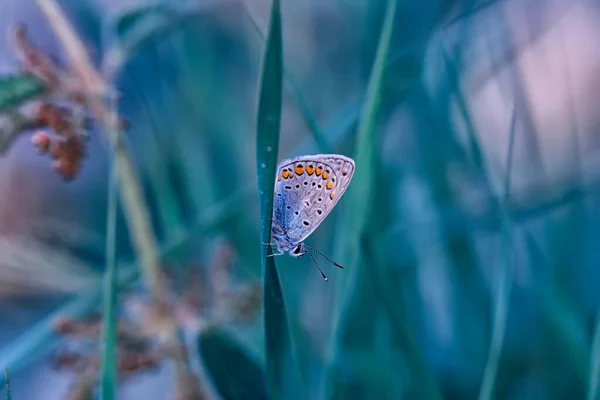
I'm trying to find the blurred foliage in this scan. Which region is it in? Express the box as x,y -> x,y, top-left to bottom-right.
198,327 -> 268,400
0,0 -> 599,399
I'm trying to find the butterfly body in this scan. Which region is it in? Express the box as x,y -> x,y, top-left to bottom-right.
270,154 -> 355,260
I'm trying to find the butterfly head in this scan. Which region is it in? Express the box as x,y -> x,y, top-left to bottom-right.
289,243 -> 307,258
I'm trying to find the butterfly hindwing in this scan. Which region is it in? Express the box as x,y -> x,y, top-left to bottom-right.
272,154 -> 355,244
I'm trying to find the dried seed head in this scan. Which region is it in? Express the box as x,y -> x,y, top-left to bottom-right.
12,24 -> 60,88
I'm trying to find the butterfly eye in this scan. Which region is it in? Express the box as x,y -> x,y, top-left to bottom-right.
294,245 -> 302,254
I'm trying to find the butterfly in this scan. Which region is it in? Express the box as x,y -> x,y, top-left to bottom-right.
268,154 -> 355,280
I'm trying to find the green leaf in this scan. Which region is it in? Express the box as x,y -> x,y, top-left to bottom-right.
198,327 -> 268,400
100,123 -> 120,400
0,74 -> 45,112
255,0 -> 302,398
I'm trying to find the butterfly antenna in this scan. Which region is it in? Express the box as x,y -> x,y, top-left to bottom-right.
304,244 -> 344,269
306,249 -> 328,281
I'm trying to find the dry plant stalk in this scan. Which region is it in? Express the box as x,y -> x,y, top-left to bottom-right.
33,0 -> 170,332
32,0 -> 196,397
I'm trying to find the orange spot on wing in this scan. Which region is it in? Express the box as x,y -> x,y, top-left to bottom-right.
326,181 -> 333,190
316,167 -> 322,176
295,166 -> 304,175
322,172 -> 329,180
330,192 -> 335,200
306,166 -> 314,175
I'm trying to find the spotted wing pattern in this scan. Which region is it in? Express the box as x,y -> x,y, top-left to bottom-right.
272,154 -> 355,246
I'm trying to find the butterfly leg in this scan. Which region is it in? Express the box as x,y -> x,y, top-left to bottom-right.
268,218 -> 286,232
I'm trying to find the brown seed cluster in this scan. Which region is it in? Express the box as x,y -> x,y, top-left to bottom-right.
9,24 -> 128,181
30,103 -> 87,180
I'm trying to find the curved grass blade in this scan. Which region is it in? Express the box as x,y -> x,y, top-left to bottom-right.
477,106 -> 517,400
337,0 -> 397,272
100,103 -> 119,400
255,0 -> 302,398
198,327 -> 268,400
114,5 -> 176,39
328,0 -> 398,396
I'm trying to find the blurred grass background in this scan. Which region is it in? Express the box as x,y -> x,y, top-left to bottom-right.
0,0 -> 600,399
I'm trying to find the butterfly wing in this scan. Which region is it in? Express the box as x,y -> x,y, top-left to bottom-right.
272,154 -> 355,245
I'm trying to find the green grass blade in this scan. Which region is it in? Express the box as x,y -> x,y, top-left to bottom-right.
197,327 -> 268,400
588,310 -> 600,400
477,106 -> 517,400
255,0 -> 302,398
339,0 -> 396,270
4,367 -> 10,400
243,5 -> 330,153
100,110 -> 119,400
328,0 -> 397,395
524,232 -> 588,383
